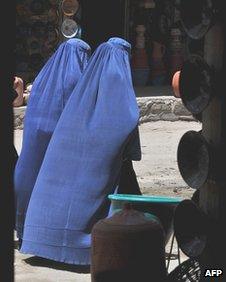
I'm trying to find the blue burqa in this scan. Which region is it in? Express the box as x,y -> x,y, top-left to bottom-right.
14,39 -> 91,239
20,38 -> 140,265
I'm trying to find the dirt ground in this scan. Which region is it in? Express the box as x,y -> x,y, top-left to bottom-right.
14,120 -> 202,200
133,121 -> 202,199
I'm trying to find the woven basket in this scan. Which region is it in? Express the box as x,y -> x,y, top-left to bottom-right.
167,259 -> 201,282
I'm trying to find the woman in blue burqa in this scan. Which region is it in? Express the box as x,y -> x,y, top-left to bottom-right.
14,38 -> 91,242
20,37 -> 141,265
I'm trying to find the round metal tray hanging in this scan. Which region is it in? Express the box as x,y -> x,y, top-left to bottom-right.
179,54 -> 213,115
61,0 -> 79,16
177,0 -> 216,39
61,18 -> 78,38
177,130 -> 211,189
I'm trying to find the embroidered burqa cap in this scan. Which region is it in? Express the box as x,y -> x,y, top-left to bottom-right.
14,38 -> 91,239
20,37 -> 140,265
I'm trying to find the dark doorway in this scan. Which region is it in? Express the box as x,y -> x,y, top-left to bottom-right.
81,0 -> 125,50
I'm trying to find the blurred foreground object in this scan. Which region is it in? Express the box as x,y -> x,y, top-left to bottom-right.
91,204 -> 167,282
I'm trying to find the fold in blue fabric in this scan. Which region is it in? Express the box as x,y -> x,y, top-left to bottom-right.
14,39 -> 91,239
20,37 -> 140,265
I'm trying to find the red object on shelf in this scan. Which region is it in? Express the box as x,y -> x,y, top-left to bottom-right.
131,49 -> 149,68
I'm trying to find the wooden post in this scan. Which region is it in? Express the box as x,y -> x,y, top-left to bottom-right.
199,21 -> 226,277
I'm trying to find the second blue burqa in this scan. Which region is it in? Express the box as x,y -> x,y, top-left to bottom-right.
20,38 -> 140,265
14,39 -> 91,239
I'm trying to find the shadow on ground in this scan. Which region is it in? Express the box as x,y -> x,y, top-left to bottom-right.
23,256 -> 90,274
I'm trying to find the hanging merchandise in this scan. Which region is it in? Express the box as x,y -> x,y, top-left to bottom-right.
49,0 -> 58,5
27,38 -> 41,55
177,0 -> 217,40
47,7 -> 59,23
168,16 -> 185,80
42,27 -> 60,57
172,70 -> 181,98
158,13 -> 171,38
179,55 -> 214,114
174,199 -> 209,258
131,25 -> 149,86
157,0 -> 174,39
131,25 -> 149,68
177,130 -> 211,189
46,25 -> 59,45
170,28 -> 182,52
144,0 -> 155,9
61,18 -> 78,38
173,5 -> 181,23
31,21 -> 46,38
134,24 -> 146,50
150,40 -> 167,85
61,0 -> 79,17
30,0 -> 50,15
76,25 -> 82,38
16,0 -> 72,81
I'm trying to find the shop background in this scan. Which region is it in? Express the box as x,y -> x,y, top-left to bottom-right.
16,0 -> 204,91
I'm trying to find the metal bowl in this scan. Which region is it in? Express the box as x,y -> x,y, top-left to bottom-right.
179,55 -> 213,115
174,199 -> 208,258
61,0 -> 79,16
61,18 -> 78,38
177,130 -> 211,189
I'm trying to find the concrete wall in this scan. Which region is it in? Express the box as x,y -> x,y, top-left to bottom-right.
137,96 -> 195,124
13,96 -> 195,130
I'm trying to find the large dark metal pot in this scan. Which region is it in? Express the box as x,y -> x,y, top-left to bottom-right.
179,55 -> 214,115
177,130 -> 211,189
108,194 -> 182,245
174,199 -> 208,258
91,204 -> 167,282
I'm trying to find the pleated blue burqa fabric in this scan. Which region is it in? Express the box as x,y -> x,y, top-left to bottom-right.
20,37 -> 140,265
14,39 -> 91,239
